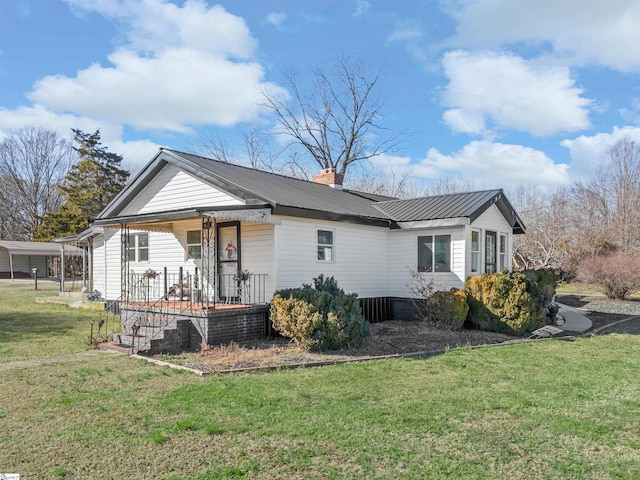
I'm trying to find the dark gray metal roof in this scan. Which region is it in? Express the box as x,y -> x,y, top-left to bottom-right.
164,150 -> 393,220
97,148 -> 525,233
374,189 -> 525,233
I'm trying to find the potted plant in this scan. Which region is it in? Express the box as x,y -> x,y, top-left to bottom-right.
143,268 -> 158,279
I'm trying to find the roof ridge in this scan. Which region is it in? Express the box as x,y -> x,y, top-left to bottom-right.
163,148 -> 389,203
163,147 -> 320,185
373,188 -> 503,205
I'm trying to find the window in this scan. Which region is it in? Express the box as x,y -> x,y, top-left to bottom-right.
128,233 -> 149,262
317,229 -> 334,261
471,230 -> 480,273
499,234 -> 507,271
485,231 -> 496,274
187,230 -> 202,260
418,235 -> 451,272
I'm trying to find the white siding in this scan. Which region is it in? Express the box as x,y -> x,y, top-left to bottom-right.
241,223 -> 275,299
274,217 -> 389,298
120,164 -> 243,216
94,221 -> 275,301
91,233 -> 107,295
389,227 -> 466,297
467,205 -> 514,276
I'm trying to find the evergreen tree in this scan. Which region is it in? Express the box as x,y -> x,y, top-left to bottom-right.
35,129 -> 129,240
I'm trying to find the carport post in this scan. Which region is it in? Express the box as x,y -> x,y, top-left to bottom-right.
60,244 -> 65,293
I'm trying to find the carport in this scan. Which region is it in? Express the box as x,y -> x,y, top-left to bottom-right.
0,241 -> 84,289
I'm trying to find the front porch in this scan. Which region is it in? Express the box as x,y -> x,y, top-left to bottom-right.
90,209 -> 277,354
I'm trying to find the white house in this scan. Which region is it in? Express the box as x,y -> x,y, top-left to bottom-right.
80,148 -> 524,316
67,149 -> 525,352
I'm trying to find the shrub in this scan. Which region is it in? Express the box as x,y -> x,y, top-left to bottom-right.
465,271 -> 545,336
270,275 -> 370,351
407,271 -> 468,329
578,251 -> 640,299
421,289 -> 469,330
521,268 -> 557,302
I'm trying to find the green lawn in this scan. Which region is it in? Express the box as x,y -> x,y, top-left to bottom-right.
1,286 -> 640,479
0,281 -> 96,361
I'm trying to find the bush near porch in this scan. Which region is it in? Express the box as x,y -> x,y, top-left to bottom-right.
270,275 -> 370,351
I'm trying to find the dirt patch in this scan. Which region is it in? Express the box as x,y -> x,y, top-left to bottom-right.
170,321 -> 517,373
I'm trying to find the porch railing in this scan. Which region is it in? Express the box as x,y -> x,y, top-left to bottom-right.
127,269 -> 269,306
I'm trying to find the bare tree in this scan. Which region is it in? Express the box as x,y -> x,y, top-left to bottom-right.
0,127 -> 73,240
263,55 -> 402,180
568,137 -> 640,254
511,186 -> 573,271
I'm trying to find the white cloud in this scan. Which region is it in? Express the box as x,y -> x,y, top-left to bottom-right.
65,0 -> 256,58
417,141 -> 570,189
441,50 -> 592,137
0,105 -> 160,169
24,0 -> 287,133
354,1 -> 370,17
388,21 -> 430,64
29,48 -> 280,132
444,0 -> 640,71
619,98 -> 640,124
264,12 -> 287,28
561,126 -> 640,178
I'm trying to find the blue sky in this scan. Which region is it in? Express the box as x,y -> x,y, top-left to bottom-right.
1,0 -> 640,191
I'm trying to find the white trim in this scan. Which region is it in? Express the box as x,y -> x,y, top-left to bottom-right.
396,218 -> 469,230
316,227 -> 335,263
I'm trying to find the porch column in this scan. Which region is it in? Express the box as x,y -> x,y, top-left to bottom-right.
88,239 -> 93,291
9,253 -> 13,281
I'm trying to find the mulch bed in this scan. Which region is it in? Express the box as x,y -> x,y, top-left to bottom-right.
155,295 -> 640,374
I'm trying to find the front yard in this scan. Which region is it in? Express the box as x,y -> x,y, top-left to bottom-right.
1,282 -> 640,479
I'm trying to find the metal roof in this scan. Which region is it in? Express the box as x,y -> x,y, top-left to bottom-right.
163,150 -> 393,221
0,241 -> 83,256
94,148 -> 525,233
374,189 -> 502,221
374,189 -> 525,233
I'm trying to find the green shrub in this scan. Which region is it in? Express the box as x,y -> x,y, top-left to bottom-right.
522,268 -> 557,302
270,275 -> 370,351
419,289 -> 469,330
465,271 -> 545,336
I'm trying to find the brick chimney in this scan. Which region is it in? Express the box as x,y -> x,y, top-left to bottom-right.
313,168 -> 344,189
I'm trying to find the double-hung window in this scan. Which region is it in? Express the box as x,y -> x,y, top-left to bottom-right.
187,230 -> 202,260
471,230 -> 480,273
499,234 -> 508,271
128,233 -> 149,262
418,235 -> 451,272
317,229 -> 334,261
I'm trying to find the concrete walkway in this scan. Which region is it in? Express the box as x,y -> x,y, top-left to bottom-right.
555,302 -> 592,333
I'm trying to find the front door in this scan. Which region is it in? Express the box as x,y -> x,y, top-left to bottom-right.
217,222 -> 241,300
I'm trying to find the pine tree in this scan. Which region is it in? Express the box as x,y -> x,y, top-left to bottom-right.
35,130 -> 130,240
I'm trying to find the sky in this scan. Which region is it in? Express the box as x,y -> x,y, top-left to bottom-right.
1,0 -> 640,192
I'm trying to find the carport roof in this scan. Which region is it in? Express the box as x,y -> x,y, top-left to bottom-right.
0,241 -> 83,256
